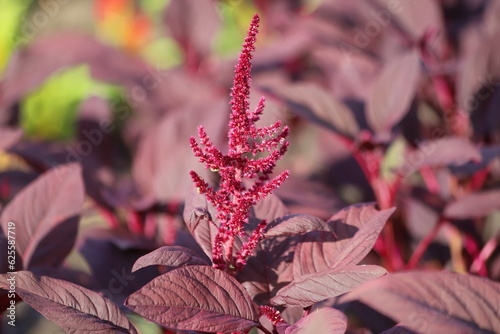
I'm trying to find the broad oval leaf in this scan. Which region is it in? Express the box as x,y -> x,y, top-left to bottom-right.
276,307 -> 348,334
132,246 -> 208,272
294,205 -> 394,277
265,214 -> 328,238
264,82 -> 359,139
0,271 -> 138,334
272,265 -> 387,307
0,163 -> 84,268
444,190 -> 500,219
342,271 -> 500,334
164,0 -> 220,60
125,265 -> 259,332
450,146 -> 500,176
398,137 -> 481,175
236,235 -> 299,305
367,50 -> 420,136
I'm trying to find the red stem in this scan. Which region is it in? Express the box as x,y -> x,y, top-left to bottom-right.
407,218 -> 447,269
127,210 -> 143,235
470,236 -> 498,276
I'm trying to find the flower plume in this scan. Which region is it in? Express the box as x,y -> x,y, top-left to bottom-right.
189,13 -> 290,272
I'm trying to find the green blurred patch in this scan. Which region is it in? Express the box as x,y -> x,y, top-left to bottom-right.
127,313 -> 162,334
142,36 -> 182,69
381,136 -> 406,181
20,65 -> 117,141
0,1 -> 29,73
215,0 -> 256,56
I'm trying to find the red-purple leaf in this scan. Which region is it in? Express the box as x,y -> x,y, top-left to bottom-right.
183,187 -> 220,259
367,50 -> 420,136
450,146 -> 500,176
276,307 -> 348,334
329,207 -> 395,268
132,246 -> 208,272
380,325 -> 417,334
133,101 -> 227,203
272,265 -> 387,307
444,190 -> 500,219
342,271 -> 500,334
264,82 -> 359,139
236,235 -> 298,304
265,214 -> 328,238
0,127 -> 23,151
0,163 -> 84,268
399,137 -> 482,174
294,204 -> 394,277
252,193 -> 290,223
0,271 -> 138,334
164,0 -> 220,61
125,265 -> 259,332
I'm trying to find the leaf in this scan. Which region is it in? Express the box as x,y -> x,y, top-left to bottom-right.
0,271 -> 138,334
164,0 -> 220,60
449,146 -> 500,176
342,271 -> 500,334
132,246 -> 208,272
125,265 -> 259,332
444,190 -> 500,219
329,207 -> 395,269
293,204 -> 394,277
263,82 -> 359,139
0,163 -> 84,268
380,325 -> 417,334
183,187 -> 220,259
272,265 -> 387,307
276,307 -> 347,334
0,127 -> 22,151
251,193 -> 290,223
367,50 -> 420,136
265,214 -> 328,238
398,137 -> 482,174
236,235 -> 299,305
133,101 -> 227,203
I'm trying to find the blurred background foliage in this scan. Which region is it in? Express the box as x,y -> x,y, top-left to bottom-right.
0,0 -> 265,141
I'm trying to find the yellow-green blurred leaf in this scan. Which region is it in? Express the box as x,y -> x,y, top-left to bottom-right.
0,1 -> 29,73
20,65 -> 115,140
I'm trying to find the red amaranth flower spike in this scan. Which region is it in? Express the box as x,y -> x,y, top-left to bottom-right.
189,13 -> 290,273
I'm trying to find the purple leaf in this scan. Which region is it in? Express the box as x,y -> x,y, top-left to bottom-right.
399,137 -> 482,174
133,101 -> 227,203
342,271 -> 500,334
450,146 -> 500,176
272,264 -> 387,307
0,163 -> 84,268
380,325 -> 417,334
276,307 -> 348,334
164,0 -> 220,61
328,207 -> 395,268
444,190 -> 500,219
132,246 -> 208,272
183,187 -> 220,259
236,235 -> 298,304
125,265 -> 259,332
0,271 -> 138,334
367,50 -> 420,136
294,204 -> 394,277
292,231 -> 338,279
265,214 -> 328,238
0,127 -> 23,151
252,193 -> 290,223
264,82 -> 359,139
